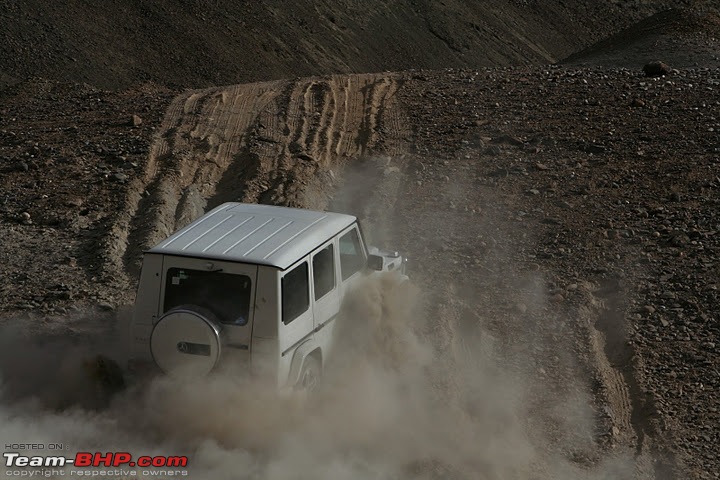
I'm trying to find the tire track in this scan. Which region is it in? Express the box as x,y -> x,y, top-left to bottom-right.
100,74 -> 406,298
99,90 -> 188,286
103,81 -> 285,285
587,285 -> 679,479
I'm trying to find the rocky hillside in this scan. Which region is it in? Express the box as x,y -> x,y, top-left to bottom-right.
1,2 -> 719,480
0,0 -> 691,90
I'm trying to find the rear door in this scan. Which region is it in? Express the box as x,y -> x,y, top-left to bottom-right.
159,256 -> 258,351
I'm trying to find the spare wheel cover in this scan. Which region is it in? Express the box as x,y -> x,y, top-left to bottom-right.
151,305 -> 222,376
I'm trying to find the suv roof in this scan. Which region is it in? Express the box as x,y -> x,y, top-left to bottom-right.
147,202 -> 357,270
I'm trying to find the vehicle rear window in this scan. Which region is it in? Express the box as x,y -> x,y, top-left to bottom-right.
282,261 -> 309,325
164,268 -> 252,325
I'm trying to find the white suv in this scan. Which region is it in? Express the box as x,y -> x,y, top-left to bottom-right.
128,202 -> 406,390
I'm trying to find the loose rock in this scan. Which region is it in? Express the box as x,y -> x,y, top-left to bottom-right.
643,61 -> 671,77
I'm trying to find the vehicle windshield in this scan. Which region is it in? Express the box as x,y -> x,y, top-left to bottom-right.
164,268 -> 252,325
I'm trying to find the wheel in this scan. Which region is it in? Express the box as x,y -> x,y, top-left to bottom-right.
81,354 -> 126,409
296,355 -> 321,392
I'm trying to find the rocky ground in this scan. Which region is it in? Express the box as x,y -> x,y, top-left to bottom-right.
0,3 -> 719,480
0,80 -> 176,314
393,65 -> 720,478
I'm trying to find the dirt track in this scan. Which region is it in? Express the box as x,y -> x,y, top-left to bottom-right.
1,4 -> 720,480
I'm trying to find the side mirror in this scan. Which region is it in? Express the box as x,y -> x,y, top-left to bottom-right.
366,254 -> 384,271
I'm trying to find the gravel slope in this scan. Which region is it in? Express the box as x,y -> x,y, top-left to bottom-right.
2,63 -> 719,477
1,4 -> 718,480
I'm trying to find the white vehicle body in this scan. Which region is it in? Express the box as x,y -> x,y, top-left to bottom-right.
128,202 -> 405,389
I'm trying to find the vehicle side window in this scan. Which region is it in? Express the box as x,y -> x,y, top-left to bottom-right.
339,228 -> 364,280
282,261 -> 309,325
313,244 -> 335,300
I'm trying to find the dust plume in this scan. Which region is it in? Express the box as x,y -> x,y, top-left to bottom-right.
0,270 -> 635,480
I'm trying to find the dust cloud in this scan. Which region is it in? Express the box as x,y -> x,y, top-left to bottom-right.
0,270 -> 636,480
